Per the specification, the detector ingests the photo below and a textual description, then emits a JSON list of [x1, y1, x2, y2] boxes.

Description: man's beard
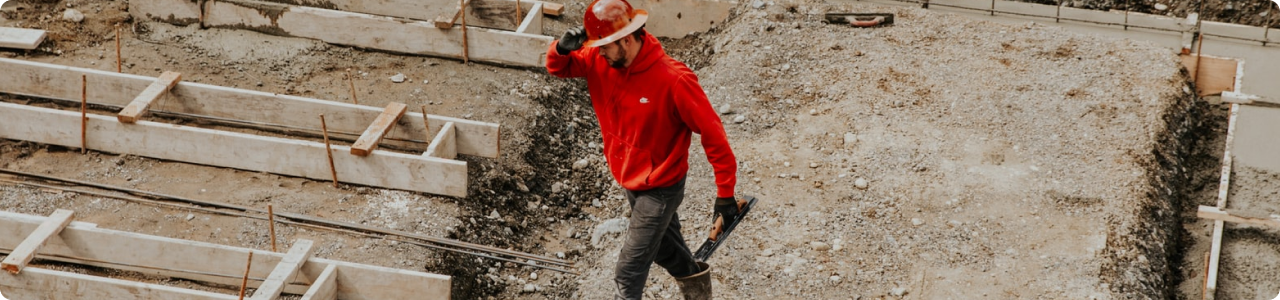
[[607, 56, 626, 69]]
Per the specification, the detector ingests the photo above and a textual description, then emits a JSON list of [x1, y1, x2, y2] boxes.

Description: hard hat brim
[[584, 10, 648, 48]]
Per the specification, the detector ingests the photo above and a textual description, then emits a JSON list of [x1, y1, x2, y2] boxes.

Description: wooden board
[[516, 3, 544, 35], [0, 210, 452, 299], [0, 27, 46, 50], [0, 58, 501, 158], [0, 267, 239, 300], [1198, 206, 1280, 228], [425, 122, 458, 159], [131, 0, 553, 67], [118, 71, 182, 123], [1204, 103, 1239, 300], [0, 209, 74, 274], [249, 240, 314, 300], [541, 2, 563, 15], [300, 265, 338, 300], [247, 0, 559, 23], [351, 103, 408, 156], [1181, 54, 1238, 96], [0, 101, 469, 197], [434, 0, 473, 28]]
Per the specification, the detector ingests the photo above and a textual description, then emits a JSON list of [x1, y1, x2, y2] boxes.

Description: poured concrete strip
[[131, 0, 553, 67], [0, 101, 469, 197], [0, 58, 500, 158], [1231, 104, 1280, 174], [1205, 103, 1240, 300], [0, 210, 451, 299], [249, 0, 560, 25]]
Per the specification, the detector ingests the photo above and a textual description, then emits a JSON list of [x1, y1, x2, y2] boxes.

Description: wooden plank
[[1233, 105, 1280, 174], [434, 0, 473, 28], [249, 240, 314, 300], [300, 265, 338, 300], [1181, 54, 1238, 96], [0, 101, 469, 197], [118, 71, 183, 124], [0, 27, 47, 50], [515, 3, 543, 35], [425, 122, 458, 159], [541, 2, 563, 16], [1, 209, 74, 274], [351, 102, 408, 156], [1198, 205, 1280, 228], [1204, 103, 1239, 300], [131, 0, 553, 67], [0, 267, 239, 300], [0, 58, 501, 158], [241, 0, 559, 23], [0, 210, 452, 299]]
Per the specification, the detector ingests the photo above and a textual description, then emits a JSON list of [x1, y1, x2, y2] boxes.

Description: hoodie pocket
[[603, 133, 656, 189]]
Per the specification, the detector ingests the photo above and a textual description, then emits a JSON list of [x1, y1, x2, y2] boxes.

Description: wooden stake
[[346, 69, 359, 105], [421, 105, 431, 140], [80, 74, 87, 154], [1194, 35, 1205, 85], [268, 205, 277, 252], [461, 0, 469, 63], [320, 114, 338, 188], [238, 251, 253, 300], [515, 0, 522, 26], [115, 26, 121, 73]]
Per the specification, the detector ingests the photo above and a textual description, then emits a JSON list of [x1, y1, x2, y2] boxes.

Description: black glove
[[714, 196, 741, 222], [555, 27, 586, 55]]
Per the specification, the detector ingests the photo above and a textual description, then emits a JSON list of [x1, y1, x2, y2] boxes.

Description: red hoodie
[[546, 32, 737, 198]]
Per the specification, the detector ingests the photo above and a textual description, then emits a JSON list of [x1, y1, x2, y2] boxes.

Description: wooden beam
[[0, 210, 452, 299], [1204, 103, 1239, 300], [541, 2, 563, 16], [0, 58, 501, 158], [131, 0, 553, 67], [435, 0, 473, 28], [0, 101, 469, 197], [425, 122, 458, 159], [118, 71, 183, 124], [249, 240, 314, 300], [300, 265, 338, 300], [516, 3, 544, 35], [1, 209, 74, 274], [1180, 54, 1238, 96], [0, 267, 239, 300], [0, 27, 47, 50], [351, 102, 408, 156], [1220, 91, 1258, 104], [1198, 206, 1280, 227]]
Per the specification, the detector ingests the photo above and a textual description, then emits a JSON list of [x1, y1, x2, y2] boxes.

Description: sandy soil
[[0, 0, 1267, 299]]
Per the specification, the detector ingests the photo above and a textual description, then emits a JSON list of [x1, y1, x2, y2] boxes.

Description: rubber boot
[[675, 262, 712, 300]]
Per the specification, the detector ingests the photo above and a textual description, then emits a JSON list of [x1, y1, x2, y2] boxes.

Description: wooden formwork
[[130, 0, 554, 67], [0, 210, 450, 300], [0, 58, 499, 197]]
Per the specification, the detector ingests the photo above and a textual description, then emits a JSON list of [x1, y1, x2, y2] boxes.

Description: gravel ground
[[0, 0, 1243, 299]]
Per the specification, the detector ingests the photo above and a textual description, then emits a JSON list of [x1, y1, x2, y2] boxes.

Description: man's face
[[599, 37, 629, 69]]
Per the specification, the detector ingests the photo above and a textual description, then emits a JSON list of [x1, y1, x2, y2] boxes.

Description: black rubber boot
[[675, 262, 712, 300]]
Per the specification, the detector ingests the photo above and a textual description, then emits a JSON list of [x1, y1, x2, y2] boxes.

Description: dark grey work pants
[[614, 178, 702, 300]]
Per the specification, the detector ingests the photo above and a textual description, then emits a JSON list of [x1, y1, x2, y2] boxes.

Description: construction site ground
[[1, 0, 1276, 299]]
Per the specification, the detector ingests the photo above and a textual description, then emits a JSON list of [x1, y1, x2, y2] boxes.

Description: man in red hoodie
[[545, 0, 740, 298]]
